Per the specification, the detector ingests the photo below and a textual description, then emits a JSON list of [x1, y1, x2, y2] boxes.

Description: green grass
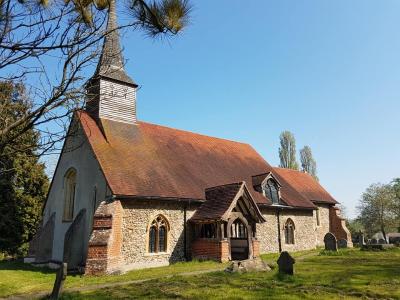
[[0, 259, 226, 298], [1, 248, 400, 299]]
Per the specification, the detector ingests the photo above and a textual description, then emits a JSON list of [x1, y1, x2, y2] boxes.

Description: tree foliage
[[0, 81, 49, 256], [0, 0, 191, 156], [357, 183, 396, 239], [279, 131, 299, 170], [392, 178, 400, 231], [300, 145, 318, 181]]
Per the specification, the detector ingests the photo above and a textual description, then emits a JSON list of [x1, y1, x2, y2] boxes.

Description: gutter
[[276, 207, 282, 253], [113, 194, 205, 204]]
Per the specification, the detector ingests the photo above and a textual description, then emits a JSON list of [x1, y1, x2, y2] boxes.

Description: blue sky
[[51, 1, 400, 218]]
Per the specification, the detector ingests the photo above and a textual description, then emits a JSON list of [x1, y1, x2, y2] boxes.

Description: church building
[[27, 2, 352, 275]]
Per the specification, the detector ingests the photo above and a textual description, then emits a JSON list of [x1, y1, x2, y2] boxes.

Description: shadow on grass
[[0, 259, 55, 275], [273, 271, 297, 283]]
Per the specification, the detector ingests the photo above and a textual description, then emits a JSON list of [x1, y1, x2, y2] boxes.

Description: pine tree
[[0, 81, 49, 256], [279, 131, 299, 170], [300, 145, 318, 181]]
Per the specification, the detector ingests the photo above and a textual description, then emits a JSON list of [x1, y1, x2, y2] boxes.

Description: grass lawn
[[1, 248, 399, 299], [0, 259, 226, 298]]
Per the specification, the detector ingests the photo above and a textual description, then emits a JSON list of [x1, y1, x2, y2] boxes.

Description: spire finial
[[94, 0, 136, 86]]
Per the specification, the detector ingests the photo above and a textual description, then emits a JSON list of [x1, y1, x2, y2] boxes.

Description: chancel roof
[[273, 167, 338, 205], [78, 111, 317, 209]]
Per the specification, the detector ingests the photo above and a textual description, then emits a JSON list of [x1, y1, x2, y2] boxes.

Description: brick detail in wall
[[192, 239, 229, 262], [329, 206, 353, 247], [85, 200, 124, 275], [252, 239, 260, 258]]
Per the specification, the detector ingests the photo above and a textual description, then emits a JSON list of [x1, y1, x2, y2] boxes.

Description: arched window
[[284, 219, 295, 244], [231, 219, 248, 239], [148, 215, 169, 253], [264, 179, 280, 204], [63, 168, 76, 221]]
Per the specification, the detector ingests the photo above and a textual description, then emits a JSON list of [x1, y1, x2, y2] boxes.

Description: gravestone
[[338, 239, 348, 249], [277, 251, 295, 275], [49, 263, 67, 300], [358, 233, 365, 247], [324, 232, 337, 251]]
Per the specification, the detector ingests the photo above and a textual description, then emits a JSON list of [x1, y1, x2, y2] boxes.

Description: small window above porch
[[252, 172, 282, 205]]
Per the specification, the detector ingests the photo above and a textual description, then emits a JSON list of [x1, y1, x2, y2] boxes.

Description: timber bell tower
[[86, 0, 138, 124]]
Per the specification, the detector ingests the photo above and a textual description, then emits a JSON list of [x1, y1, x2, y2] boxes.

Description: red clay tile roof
[[251, 172, 316, 209], [190, 182, 242, 223], [190, 182, 265, 223], [272, 167, 338, 205], [77, 111, 316, 209]]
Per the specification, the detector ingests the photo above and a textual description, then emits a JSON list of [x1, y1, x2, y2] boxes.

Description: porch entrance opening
[[230, 219, 249, 260]]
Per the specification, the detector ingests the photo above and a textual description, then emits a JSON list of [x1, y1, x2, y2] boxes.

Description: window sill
[[144, 252, 169, 257]]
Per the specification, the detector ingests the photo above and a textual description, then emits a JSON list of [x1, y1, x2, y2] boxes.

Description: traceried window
[[231, 219, 248, 239], [284, 219, 295, 244], [148, 215, 169, 253], [264, 179, 280, 204], [63, 168, 76, 221]]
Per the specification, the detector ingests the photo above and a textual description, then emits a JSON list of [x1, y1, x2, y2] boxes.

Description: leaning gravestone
[[358, 233, 365, 247], [324, 232, 338, 251], [277, 251, 295, 275], [49, 263, 67, 300], [338, 239, 348, 249]]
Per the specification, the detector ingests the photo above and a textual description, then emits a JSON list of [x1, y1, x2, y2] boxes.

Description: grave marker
[[277, 251, 295, 275], [324, 232, 337, 251], [338, 239, 348, 248], [50, 262, 67, 300]]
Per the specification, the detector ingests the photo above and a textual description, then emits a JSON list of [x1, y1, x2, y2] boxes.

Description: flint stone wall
[[121, 200, 198, 271], [314, 204, 331, 247], [256, 209, 280, 253], [257, 208, 317, 253]]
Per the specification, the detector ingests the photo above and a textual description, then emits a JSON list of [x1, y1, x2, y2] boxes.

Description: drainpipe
[[276, 208, 282, 253]]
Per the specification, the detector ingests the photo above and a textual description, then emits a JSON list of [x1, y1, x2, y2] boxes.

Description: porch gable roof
[[190, 182, 266, 224]]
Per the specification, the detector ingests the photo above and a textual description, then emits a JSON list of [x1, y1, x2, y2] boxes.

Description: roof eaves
[[115, 194, 206, 204]]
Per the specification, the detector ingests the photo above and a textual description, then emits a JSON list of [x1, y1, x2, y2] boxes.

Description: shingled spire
[[86, 0, 138, 124], [94, 0, 136, 86]]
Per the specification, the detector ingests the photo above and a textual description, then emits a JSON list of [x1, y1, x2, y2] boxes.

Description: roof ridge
[[205, 181, 244, 191], [274, 167, 304, 173], [137, 120, 252, 146]]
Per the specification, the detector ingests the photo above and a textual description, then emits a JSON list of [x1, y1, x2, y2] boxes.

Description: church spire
[[94, 0, 137, 86], [86, 0, 138, 125]]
